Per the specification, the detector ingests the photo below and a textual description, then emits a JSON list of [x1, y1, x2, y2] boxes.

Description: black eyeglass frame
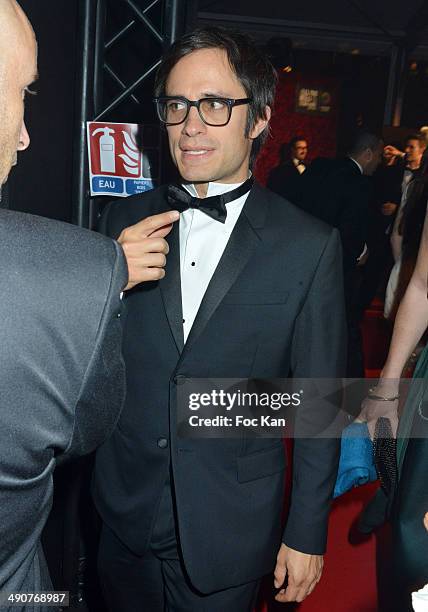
[[153, 96, 253, 126]]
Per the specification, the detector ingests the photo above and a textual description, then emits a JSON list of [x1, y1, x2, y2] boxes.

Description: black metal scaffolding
[[72, 0, 195, 229]]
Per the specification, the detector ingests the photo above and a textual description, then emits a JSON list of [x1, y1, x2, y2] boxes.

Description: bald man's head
[[0, 0, 37, 186]]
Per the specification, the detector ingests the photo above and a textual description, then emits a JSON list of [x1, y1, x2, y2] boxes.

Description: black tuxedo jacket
[[93, 183, 346, 594], [266, 160, 305, 202], [295, 157, 372, 312]]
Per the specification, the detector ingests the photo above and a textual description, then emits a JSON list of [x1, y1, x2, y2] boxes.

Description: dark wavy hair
[[405, 133, 426, 148], [154, 26, 277, 167]]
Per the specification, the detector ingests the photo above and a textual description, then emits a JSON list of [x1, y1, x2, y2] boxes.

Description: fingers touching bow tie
[[167, 176, 254, 223]]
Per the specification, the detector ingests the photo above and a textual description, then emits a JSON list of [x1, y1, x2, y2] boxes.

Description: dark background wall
[[255, 71, 340, 185], [4, 1, 427, 222], [7, 0, 78, 222]]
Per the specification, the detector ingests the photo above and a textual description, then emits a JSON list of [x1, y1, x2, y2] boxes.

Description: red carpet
[[257, 482, 380, 612]]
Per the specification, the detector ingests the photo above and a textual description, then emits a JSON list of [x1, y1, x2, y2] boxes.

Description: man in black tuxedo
[[296, 132, 383, 291], [356, 143, 404, 314], [267, 136, 308, 201], [93, 27, 346, 611], [295, 132, 383, 376], [358, 134, 426, 316]]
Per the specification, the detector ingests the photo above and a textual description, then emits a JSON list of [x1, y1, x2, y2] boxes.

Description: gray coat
[[0, 210, 126, 610]]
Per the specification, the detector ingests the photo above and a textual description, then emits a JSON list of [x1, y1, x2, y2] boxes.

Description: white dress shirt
[[412, 582, 428, 611], [180, 180, 250, 342], [391, 167, 415, 245], [293, 158, 306, 174]]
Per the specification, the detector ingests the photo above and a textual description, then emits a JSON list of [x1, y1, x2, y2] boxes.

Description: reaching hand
[[274, 543, 323, 603], [118, 210, 180, 290], [356, 392, 399, 440], [383, 145, 404, 159]]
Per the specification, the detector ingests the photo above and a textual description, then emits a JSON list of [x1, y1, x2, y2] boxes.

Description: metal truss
[[72, 0, 194, 229]]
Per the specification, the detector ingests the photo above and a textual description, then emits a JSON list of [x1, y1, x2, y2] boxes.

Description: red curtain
[[255, 71, 340, 185]]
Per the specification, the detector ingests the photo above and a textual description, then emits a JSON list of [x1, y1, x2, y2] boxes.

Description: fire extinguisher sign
[[87, 121, 157, 197]]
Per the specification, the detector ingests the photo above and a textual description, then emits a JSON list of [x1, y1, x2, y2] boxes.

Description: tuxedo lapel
[[159, 217, 184, 354], [180, 184, 268, 357]]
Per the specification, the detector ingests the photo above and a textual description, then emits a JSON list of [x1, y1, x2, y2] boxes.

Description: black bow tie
[[167, 176, 254, 223]]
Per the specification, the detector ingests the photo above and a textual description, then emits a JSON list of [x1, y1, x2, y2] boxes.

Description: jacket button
[[157, 437, 168, 449], [174, 375, 186, 385]]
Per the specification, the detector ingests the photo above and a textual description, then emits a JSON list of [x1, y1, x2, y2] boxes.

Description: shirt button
[[157, 437, 168, 449], [174, 375, 186, 385]]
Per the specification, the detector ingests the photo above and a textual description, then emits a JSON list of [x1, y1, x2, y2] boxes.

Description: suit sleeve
[[63, 239, 128, 458], [0, 228, 127, 593], [337, 180, 371, 310], [284, 228, 347, 554]]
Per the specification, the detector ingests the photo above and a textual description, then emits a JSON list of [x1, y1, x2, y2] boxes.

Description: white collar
[[349, 157, 363, 175], [182, 173, 251, 200]]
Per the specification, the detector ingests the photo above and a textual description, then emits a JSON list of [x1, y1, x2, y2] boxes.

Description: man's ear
[[249, 106, 271, 140]]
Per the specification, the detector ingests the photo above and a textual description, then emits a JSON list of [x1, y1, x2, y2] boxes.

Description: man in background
[[356, 140, 404, 315], [295, 130, 383, 377], [384, 133, 426, 319], [93, 26, 346, 612], [267, 135, 308, 200], [0, 0, 176, 600], [384, 131, 427, 167]]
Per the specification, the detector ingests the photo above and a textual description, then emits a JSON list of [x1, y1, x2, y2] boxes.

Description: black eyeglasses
[[153, 96, 252, 127]]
